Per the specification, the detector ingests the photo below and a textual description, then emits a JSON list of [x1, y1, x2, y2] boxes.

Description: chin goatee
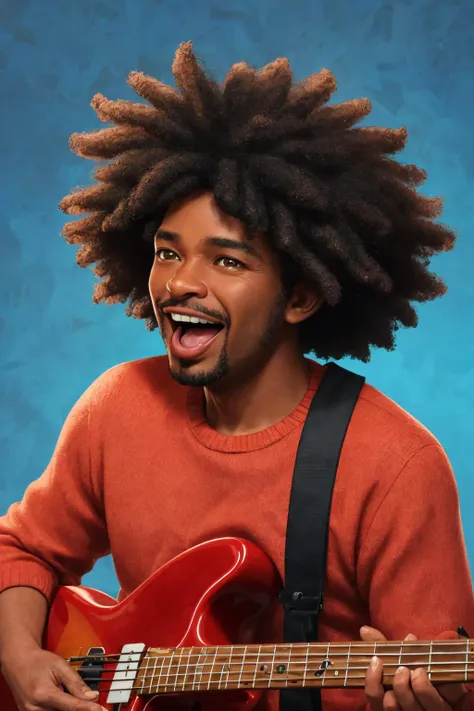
[[169, 351, 229, 387]]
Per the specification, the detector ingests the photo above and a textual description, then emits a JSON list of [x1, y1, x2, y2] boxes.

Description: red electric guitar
[[0, 537, 472, 710]]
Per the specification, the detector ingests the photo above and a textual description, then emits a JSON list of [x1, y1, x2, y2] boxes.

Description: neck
[[138, 638, 474, 695], [204, 343, 311, 436]]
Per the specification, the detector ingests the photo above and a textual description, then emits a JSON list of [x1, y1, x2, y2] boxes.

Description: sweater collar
[[186, 359, 324, 453]]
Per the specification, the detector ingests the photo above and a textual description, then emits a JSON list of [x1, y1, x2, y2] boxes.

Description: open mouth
[[165, 312, 226, 359]]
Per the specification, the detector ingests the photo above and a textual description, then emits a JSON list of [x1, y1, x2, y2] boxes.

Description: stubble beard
[[169, 333, 230, 387], [167, 292, 288, 388]]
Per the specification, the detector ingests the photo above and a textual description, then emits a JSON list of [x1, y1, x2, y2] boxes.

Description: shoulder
[[332, 367, 456, 512], [354, 376, 444, 465], [80, 355, 185, 412], [332, 372, 460, 559]]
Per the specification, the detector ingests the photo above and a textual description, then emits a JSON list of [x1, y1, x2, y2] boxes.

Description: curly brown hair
[[59, 42, 455, 362]]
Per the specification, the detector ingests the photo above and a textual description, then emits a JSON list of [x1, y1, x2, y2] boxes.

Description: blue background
[[0, 0, 472, 597]]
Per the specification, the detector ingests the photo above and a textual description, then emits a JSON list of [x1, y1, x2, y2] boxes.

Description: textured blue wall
[[0, 0, 472, 597]]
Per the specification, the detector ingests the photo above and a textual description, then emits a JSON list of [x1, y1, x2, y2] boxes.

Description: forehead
[[158, 191, 280, 267], [160, 191, 246, 239]]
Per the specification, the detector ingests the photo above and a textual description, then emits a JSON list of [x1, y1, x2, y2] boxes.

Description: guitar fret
[[303, 643, 310, 686], [164, 650, 173, 692], [217, 646, 226, 690], [193, 648, 205, 691], [252, 645, 262, 689], [269, 645, 276, 688], [151, 653, 158, 693], [180, 647, 189, 691], [238, 646, 248, 688], [175, 650, 181, 689], [174, 648, 181, 691], [285, 645, 292, 687], [152, 653, 159, 694], [465, 639, 469, 682], [225, 646, 233, 689], [344, 643, 351, 687], [186, 647, 194, 690], [156, 653, 166, 693], [143, 653, 151, 694], [322, 643, 330, 686], [172, 647, 180, 691], [428, 641, 433, 680], [207, 647, 219, 690], [398, 642, 403, 669]]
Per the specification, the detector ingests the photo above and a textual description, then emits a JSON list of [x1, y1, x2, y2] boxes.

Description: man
[[0, 42, 472, 711]]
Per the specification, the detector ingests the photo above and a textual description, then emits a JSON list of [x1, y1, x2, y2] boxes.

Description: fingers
[[60, 663, 100, 701], [391, 666, 423, 710], [361, 626, 387, 642], [39, 660, 103, 711], [410, 669, 465, 709], [363, 630, 464, 711], [365, 657, 403, 710], [382, 691, 402, 711], [366, 665, 457, 711], [364, 633, 444, 711], [32, 687, 104, 711], [365, 656, 386, 711], [409, 668, 453, 709], [360, 627, 420, 643]]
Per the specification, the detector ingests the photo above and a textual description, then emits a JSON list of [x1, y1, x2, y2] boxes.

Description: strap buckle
[[278, 589, 323, 616]]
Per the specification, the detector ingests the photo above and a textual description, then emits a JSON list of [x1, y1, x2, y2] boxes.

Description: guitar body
[[0, 537, 280, 711]]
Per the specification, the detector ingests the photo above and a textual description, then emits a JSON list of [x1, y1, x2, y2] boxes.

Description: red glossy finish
[[0, 537, 280, 711]]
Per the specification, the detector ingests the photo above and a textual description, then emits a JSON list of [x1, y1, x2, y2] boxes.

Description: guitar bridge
[[77, 647, 105, 691]]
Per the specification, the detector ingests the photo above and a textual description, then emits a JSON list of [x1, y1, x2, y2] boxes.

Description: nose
[[166, 262, 208, 300]]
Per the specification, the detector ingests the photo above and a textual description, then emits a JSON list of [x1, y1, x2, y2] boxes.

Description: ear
[[284, 283, 322, 325]]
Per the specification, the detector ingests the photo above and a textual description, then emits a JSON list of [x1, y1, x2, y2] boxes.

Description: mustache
[[158, 298, 230, 326]]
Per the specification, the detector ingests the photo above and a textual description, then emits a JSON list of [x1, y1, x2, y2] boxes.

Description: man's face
[[149, 192, 294, 388]]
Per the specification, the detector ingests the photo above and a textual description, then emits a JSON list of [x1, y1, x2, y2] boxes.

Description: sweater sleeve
[[357, 443, 474, 707], [0, 385, 110, 602], [357, 443, 474, 638]]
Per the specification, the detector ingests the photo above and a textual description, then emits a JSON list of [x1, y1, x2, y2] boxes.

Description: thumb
[[361, 628, 420, 642], [360, 626, 387, 642], [57, 658, 100, 701]]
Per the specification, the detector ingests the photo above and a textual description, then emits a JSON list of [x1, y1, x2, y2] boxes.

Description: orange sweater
[[0, 357, 472, 710]]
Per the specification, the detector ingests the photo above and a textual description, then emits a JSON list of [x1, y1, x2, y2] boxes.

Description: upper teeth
[[170, 314, 214, 325]]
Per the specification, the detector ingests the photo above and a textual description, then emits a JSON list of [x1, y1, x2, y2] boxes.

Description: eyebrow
[[155, 229, 260, 258]]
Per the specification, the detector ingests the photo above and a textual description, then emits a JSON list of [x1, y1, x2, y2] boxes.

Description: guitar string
[[73, 642, 474, 691], [78, 660, 474, 689], [79, 660, 474, 683], [74, 666, 474, 696], [70, 650, 474, 674], [73, 649, 474, 677], [68, 640, 473, 664]]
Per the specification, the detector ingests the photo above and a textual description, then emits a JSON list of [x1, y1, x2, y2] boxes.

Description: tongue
[[180, 326, 221, 349]]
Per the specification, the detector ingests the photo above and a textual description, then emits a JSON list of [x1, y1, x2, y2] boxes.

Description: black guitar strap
[[279, 362, 365, 711]]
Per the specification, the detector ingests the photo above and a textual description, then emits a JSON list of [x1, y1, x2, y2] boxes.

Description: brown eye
[[156, 249, 179, 261], [216, 256, 245, 270]]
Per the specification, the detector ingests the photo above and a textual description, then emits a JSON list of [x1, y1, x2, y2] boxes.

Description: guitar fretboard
[[134, 639, 474, 695]]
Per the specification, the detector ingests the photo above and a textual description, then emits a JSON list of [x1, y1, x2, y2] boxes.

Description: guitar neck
[[135, 639, 474, 695]]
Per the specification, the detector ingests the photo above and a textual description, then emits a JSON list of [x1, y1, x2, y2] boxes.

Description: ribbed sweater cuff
[[0, 564, 58, 603]]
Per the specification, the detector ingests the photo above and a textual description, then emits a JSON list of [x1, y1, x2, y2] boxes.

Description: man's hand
[[1, 646, 106, 711], [361, 625, 468, 710]]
